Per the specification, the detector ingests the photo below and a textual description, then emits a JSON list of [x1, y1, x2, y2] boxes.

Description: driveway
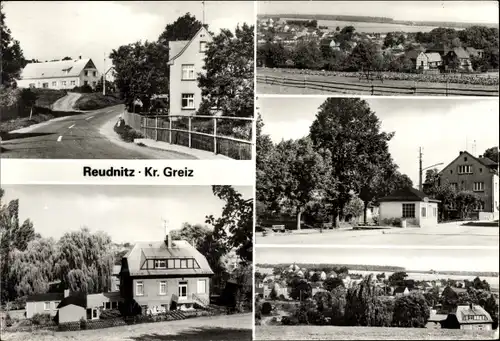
[[52, 92, 82, 111]]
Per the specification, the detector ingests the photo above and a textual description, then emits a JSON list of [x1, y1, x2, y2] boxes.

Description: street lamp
[[419, 162, 444, 191]]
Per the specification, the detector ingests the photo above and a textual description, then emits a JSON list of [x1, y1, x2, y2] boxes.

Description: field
[[1, 313, 252, 341], [255, 325, 497, 340]]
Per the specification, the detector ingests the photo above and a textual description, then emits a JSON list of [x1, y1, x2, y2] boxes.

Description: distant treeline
[[407, 270, 500, 278], [256, 263, 406, 272], [258, 14, 498, 29]]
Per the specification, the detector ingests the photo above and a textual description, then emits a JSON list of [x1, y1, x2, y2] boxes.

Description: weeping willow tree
[[55, 227, 114, 294], [344, 274, 393, 327]]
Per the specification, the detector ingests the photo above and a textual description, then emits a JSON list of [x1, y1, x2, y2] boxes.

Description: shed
[[55, 294, 87, 324], [378, 187, 440, 227]]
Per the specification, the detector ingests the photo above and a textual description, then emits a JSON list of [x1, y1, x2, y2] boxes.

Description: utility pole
[[103, 52, 106, 96], [419, 147, 423, 191]]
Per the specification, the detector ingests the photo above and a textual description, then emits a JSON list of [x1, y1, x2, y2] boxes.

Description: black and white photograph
[[256, 1, 499, 96], [0, 1, 254, 160], [0, 185, 253, 340], [254, 247, 499, 340], [256, 96, 499, 245]]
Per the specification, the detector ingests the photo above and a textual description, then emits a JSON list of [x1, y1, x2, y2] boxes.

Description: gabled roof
[[440, 151, 498, 175], [122, 239, 214, 277], [393, 286, 408, 294], [451, 47, 470, 59], [57, 293, 87, 309], [168, 26, 212, 64], [379, 187, 440, 203], [425, 52, 442, 62], [20, 59, 97, 80], [454, 304, 493, 324], [406, 50, 422, 60], [26, 292, 64, 302]]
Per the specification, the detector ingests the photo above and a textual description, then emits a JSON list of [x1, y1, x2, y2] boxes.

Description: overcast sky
[[258, 1, 499, 24], [255, 247, 499, 272], [3, 1, 254, 73], [1, 185, 253, 244], [258, 97, 499, 188]]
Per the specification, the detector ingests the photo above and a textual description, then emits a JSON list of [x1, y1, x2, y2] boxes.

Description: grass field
[[255, 325, 497, 340], [2, 313, 252, 341]]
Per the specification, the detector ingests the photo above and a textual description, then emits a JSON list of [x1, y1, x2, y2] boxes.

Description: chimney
[[459, 151, 464, 155], [64, 289, 70, 298], [164, 222, 172, 248], [79, 55, 82, 60]]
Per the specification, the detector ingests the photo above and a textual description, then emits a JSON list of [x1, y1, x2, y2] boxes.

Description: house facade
[[17, 58, 100, 90], [439, 151, 499, 220], [168, 27, 213, 116], [119, 233, 214, 315], [378, 187, 440, 227], [25, 292, 64, 318], [441, 304, 493, 330]]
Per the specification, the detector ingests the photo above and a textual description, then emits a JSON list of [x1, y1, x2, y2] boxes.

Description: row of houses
[[406, 46, 484, 71], [24, 230, 214, 324], [15, 26, 213, 116]]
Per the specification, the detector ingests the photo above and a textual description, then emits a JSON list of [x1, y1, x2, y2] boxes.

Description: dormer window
[[154, 259, 166, 269]]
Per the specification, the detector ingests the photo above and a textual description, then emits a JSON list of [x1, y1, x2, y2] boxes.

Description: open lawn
[[255, 325, 497, 340], [1, 313, 252, 341]]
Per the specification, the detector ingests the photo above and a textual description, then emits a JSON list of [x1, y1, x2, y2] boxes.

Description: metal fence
[[257, 74, 499, 97], [124, 112, 254, 160]]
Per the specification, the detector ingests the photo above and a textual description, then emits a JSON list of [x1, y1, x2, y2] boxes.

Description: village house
[[17, 57, 100, 90], [441, 304, 494, 330], [378, 187, 440, 227], [168, 26, 213, 116], [438, 151, 499, 220], [415, 52, 442, 70], [320, 38, 341, 51], [444, 47, 473, 71], [25, 292, 64, 318], [119, 231, 214, 315]]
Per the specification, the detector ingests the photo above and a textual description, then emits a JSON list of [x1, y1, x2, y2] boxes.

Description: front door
[[178, 281, 187, 299]]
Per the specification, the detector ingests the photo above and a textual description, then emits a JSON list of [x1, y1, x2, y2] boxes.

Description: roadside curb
[[133, 138, 232, 160]]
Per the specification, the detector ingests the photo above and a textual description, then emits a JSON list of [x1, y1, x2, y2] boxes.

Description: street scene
[[256, 1, 499, 96], [0, 1, 254, 159], [254, 247, 499, 340], [256, 97, 499, 246], [0, 185, 253, 340]]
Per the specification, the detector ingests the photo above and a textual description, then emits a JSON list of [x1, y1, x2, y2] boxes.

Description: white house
[[17, 57, 100, 90], [167, 26, 213, 116], [378, 187, 440, 228]]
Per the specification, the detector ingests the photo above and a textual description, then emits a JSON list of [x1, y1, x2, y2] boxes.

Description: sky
[[1, 185, 253, 244], [258, 97, 499, 188], [258, 1, 499, 24], [3, 1, 255, 74], [255, 247, 499, 272]]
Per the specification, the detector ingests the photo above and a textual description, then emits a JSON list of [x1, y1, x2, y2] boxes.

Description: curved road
[[0, 104, 197, 159]]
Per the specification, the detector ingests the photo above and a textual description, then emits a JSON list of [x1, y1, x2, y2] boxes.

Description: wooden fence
[[257, 74, 499, 96], [123, 112, 253, 160]]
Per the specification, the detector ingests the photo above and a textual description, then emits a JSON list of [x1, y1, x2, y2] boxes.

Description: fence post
[[142, 116, 146, 138], [446, 80, 449, 97], [371, 85, 374, 96], [169, 116, 172, 144], [155, 116, 158, 141], [188, 116, 192, 148], [213, 117, 218, 155]]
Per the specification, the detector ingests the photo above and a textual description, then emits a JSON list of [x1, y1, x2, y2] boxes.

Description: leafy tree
[[310, 272, 320, 282], [289, 278, 312, 301], [270, 286, 278, 300], [158, 12, 203, 44], [310, 98, 394, 227], [472, 276, 490, 291], [324, 277, 344, 292], [258, 41, 288, 68], [343, 196, 364, 222], [94, 79, 116, 93], [440, 286, 459, 312], [206, 186, 253, 264], [423, 287, 440, 308], [483, 147, 499, 163], [1, 4, 26, 86], [330, 286, 348, 325], [376, 272, 386, 281], [392, 293, 430, 327], [388, 271, 408, 287], [383, 33, 396, 49], [198, 23, 254, 118], [292, 40, 323, 69], [62, 56, 72, 61], [455, 190, 481, 219], [261, 301, 272, 315], [346, 41, 383, 78]]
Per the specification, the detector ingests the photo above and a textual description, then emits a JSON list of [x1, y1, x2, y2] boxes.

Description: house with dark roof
[[378, 187, 441, 227], [26, 292, 64, 318], [167, 26, 213, 116], [393, 286, 410, 297], [17, 57, 100, 90], [119, 230, 214, 315], [441, 304, 494, 330], [444, 47, 473, 71], [438, 150, 499, 220]]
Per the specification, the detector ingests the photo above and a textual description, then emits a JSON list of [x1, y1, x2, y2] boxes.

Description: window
[[159, 281, 167, 295], [44, 302, 50, 310], [180, 259, 187, 269], [84, 71, 88, 76], [155, 259, 166, 269], [473, 182, 484, 191], [168, 259, 174, 269], [93, 71, 97, 77], [458, 165, 472, 174], [450, 170, 453, 174], [464, 157, 468, 161], [136, 281, 144, 296], [92, 308, 98, 319], [53, 301, 60, 309], [181, 94, 195, 109], [61, 81, 67, 86], [197, 279, 206, 294], [178, 281, 188, 298], [181, 64, 195, 80], [86, 308, 92, 319], [187, 259, 193, 268], [70, 80, 76, 86], [199, 41, 207, 52], [174, 259, 181, 268], [421, 206, 426, 217], [42, 83, 49, 88], [105, 302, 111, 309], [402, 204, 415, 218], [111, 301, 118, 309], [52, 81, 57, 87], [433, 207, 437, 217]]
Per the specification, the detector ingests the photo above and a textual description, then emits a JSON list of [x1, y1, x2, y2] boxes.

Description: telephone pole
[[419, 147, 423, 191], [103, 52, 106, 96], [202, 1, 205, 27]]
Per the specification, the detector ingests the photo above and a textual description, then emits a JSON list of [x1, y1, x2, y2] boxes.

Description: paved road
[[256, 224, 499, 248], [0, 105, 197, 159]]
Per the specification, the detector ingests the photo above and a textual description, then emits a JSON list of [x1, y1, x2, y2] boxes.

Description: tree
[[310, 98, 395, 227], [94, 79, 116, 93], [62, 56, 72, 61], [261, 301, 272, 315], [310, 272, 320, 282], [424, 287, 440, 308], [455, 191, 481, 219], [198, 23, 253, 118], [472, 276, 490, 291], [292, 40, 323, 70], [440, 286, 459, 312], [346, 41, 382, 78], [158, 12, 203, 44], [388, 271, 408, 287], [383, 33, 396, 49], [258, 41, 288, 68], [483, 147, 499, 163], [324, 277, 344, 292], [55, 228, 114, 294], [206, 186, 253, 264], [1, 4, 26, 86], [289, 279, 312, 301], [343, 196, 364, 222], [392, 293, 430, 328]]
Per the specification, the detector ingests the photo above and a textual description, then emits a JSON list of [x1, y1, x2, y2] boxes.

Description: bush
[[261, 302, 272, 315], [282, 315, 299, 325], [73, 93, 123, 110], [79, 317, 87, 330], [31, 313, 52, 326], [72, 85, 93, 93], [114, 118, 144, 142]]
